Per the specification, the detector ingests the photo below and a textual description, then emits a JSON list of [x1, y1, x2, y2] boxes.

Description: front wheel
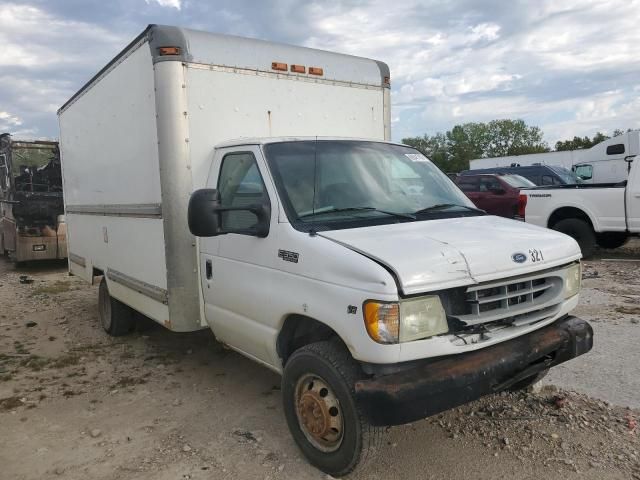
[[282, 340, 384, 477], [552, 218, 596, 258]]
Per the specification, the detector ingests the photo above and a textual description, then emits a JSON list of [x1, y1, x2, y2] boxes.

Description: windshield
[[11, 144, 58, 177], [501, 174, 536, 188], [264, 141, 479, 230], [548, 165, 583, 184]]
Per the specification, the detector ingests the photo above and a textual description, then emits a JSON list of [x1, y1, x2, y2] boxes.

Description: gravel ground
[[1, 241, 639, 480]]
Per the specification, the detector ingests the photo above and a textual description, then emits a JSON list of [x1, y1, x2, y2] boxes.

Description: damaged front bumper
[[355, 315, 593, 426]]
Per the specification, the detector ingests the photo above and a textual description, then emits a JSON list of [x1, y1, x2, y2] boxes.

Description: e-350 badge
[[278, 249, 299, 263]]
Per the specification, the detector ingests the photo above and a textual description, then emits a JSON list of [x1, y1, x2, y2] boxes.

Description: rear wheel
[[282, 340, 384, 477], [552, 218, 596, 258], [98, 277, 135, 336], [596, 232, 629, 250]]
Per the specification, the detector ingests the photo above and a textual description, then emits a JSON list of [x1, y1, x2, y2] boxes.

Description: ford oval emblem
[[512, 252, 527, 263]]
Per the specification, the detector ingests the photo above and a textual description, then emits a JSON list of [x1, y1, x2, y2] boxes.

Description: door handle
[[205, 259, 212, 280]]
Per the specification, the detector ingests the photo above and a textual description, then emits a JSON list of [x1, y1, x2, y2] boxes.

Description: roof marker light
[[158, 46, 181, 56], [290, 64, 306, 73], [272, 62, 288, 71], [308, 67, 324, 76]]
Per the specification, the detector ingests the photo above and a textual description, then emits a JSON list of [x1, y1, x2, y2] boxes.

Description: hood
[[319, 215, 581, 295]]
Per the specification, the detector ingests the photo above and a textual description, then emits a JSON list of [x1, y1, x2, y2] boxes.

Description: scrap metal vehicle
[[0, 133, 66, 263], [58, 25, 593, 476]]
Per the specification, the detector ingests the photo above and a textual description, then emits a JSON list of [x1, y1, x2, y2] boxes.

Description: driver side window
[[217, 152, 269, 231]]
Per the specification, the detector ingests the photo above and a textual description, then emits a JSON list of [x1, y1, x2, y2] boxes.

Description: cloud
[[145, 0, 182, 10], [1, 0, 639, 146]]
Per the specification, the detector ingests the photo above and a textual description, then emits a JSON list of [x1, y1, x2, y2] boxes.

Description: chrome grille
[[457, 271, 564, 327]]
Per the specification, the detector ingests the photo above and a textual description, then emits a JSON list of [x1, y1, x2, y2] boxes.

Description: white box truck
[[59, 25, 592, 476]]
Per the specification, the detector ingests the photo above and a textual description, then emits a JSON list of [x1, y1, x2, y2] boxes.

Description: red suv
[[454, 174, 535, 218]]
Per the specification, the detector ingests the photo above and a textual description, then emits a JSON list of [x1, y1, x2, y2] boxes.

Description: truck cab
[[189, 137, 593, 475]]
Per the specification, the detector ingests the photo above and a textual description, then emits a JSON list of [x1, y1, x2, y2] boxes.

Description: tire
[[98, 277, 135, 336], [507, 369, 549, 392], [282, 340, 384, 477], [596, 232, 629, 250], [552, 218, 596, 258]]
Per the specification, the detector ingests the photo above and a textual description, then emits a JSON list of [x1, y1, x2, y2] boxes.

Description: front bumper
[[355, 315, 593, 426]]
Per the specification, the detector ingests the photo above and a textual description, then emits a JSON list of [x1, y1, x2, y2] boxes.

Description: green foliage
[[403, 119, 549, 173], [555, 128, 633, 151]]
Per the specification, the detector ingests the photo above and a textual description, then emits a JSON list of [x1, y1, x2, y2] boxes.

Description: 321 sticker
[[529, 248, 544, 262]]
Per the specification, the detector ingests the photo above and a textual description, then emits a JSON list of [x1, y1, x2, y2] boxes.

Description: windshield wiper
[[299, 206, 416, 220], [413, 203, 485, 215]]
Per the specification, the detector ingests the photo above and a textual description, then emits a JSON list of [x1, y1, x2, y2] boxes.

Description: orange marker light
[[308, 67, 324, 76], [271, 62, 288, 71], [290, 64, 306, 73], [158, 46, 181, 56]]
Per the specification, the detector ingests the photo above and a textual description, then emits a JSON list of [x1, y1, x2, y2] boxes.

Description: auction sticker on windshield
[[405, 153, 430, 162]]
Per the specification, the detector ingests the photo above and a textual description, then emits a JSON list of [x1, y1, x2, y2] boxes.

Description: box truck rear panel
[[58, 24, 390, 332]]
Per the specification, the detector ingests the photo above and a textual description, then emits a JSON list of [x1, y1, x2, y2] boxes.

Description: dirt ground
[[1, 241, 639, 480]]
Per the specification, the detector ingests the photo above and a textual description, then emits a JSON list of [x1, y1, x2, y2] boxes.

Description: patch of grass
[[616, 305, 640, 315], [31, 280, 73, 296], [0, 396, 23, 411], [19, 355, 50, 371], [111, 376, 147, 389], [13, 341, 28, 355], [50, 354, 81, 369]]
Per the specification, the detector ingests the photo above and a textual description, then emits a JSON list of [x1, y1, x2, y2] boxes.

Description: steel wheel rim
[[294, 373, 344, 452]]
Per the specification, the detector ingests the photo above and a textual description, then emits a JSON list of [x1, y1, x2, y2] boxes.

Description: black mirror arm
[[213, 203, 271, 238]]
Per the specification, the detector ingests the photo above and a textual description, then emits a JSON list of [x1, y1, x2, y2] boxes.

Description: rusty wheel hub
[[299, 390, 331, 437], [295, 375, 344, 452]]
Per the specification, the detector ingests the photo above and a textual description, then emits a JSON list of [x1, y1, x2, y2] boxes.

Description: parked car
[[455, 173, 535, 218], [460, 165, 582, 186], [522, 156, 639, 257], [58, 24, 593, 477]]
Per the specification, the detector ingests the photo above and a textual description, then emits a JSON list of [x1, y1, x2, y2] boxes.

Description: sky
[[1, 0, 639, 146]]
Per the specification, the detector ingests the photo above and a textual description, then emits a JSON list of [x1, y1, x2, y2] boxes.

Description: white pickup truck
[[523, 157, 639, 256], [59, 25, 593, 476]]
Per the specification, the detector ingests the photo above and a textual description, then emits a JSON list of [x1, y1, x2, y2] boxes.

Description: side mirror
[[188, 188, 221, 237], [188, 188, 271, 238]]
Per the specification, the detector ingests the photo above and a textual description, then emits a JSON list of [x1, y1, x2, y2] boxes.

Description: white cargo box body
[[58, 24, 390, 332]]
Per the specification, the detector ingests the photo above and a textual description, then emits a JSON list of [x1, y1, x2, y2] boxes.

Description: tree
[[554, 129, 633, 151], [402, 119, 549, 172], [402, 132, 449, 171]]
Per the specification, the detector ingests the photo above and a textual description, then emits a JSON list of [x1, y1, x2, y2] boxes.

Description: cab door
[[199, 146, 281, 365]]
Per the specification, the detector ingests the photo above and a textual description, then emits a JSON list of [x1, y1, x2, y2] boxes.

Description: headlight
[[564, 262, 582, 299], [364, 296, 448, 344]]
